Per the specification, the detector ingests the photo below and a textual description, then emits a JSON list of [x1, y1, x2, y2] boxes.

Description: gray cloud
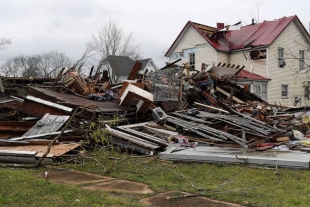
[[0, 0, 309, 69]]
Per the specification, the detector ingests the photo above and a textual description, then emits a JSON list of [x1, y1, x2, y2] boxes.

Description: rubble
[[0, 61, 310, 169]]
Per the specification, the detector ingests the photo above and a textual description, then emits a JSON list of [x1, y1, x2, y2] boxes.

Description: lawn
[[1, 150, 310, 206]]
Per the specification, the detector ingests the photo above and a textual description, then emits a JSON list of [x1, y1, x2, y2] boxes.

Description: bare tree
[[0, 37, 11, 50], [72, 46, 94, 74], [1, 51, 72, 78], [88, 20, 141, 61], [1, 55, 41, 77], [285, 41, 310, 72], [38, 51, 71, 78], [249, 1, 264, 24], [0, 37, 12, 95]]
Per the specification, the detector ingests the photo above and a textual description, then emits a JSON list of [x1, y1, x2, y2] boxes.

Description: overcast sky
[[0, 0, 309, 68]]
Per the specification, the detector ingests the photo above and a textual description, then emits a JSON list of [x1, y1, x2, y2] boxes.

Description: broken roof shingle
[[138, 58, 151, 71], [102, 56, 135, 77]]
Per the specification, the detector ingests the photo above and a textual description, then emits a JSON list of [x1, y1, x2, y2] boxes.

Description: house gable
[[166, 22, 213, 57], [139, 58, 158, 74]]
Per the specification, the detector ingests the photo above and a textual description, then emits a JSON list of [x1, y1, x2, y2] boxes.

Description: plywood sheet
[[0, 143, 80, 157]]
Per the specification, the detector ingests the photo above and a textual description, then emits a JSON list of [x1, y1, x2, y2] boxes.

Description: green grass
[[1, 150, 310, 206], [0, 167, 145, 207]]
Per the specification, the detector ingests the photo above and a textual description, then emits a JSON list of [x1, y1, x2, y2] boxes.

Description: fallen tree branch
[[36, 107, 86, 167], [167, 193, 200, 200], [211, 187, 262, 194], [108, 155, 153, 172], [167, 187, 262, 200], [44, 154, 107, 172], [172, 169, 208, 191]]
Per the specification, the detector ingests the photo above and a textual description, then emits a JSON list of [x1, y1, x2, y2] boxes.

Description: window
[[278, 47, 285, 68], [189, 53, 195, 68], [281, 84, 288, 98], [252, 83, 267, 100], [249, 49, 266, 60], [253, 84, 261, 97], [261, 83, 267, 99], [171, 52, 180, 59], [299, 50, 305, 70], [305, 85, 309, 100]]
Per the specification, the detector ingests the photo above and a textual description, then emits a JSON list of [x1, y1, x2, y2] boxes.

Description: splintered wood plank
[[35, 153, 54, 158], [0, 143, 80, 157]]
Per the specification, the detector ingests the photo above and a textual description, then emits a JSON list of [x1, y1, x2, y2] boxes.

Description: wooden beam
[[216, 86, 245, 104], [180, 63, 188, 101], [127, 61, 142, 80], [194, 102, 230, 114], [51, 67, 65, 89]]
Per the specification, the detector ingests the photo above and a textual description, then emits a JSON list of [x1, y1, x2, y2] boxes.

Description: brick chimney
[[217, 23, 224, 30]]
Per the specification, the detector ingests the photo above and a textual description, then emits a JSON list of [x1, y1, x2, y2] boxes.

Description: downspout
[[266, 48, 269, 78], [266, 48, 269, 101]]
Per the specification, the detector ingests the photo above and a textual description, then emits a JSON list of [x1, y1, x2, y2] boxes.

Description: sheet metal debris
[[0, 60, 310, 168]]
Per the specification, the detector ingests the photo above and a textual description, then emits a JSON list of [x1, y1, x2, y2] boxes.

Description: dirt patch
[[37, 169, 153, 194], [140, 191, 243, 207], [83, 179, 153, 194], [37, 169, 112, 185]]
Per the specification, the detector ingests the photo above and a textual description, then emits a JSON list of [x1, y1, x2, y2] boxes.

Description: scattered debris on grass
[[1, 61, 310, 169]]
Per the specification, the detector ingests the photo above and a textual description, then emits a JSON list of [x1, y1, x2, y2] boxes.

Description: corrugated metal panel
[[207, 16, 296, 51], [23, 113, 69, 137]]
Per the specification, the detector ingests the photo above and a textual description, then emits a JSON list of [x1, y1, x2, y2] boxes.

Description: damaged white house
[[165, 15, 310, 106]]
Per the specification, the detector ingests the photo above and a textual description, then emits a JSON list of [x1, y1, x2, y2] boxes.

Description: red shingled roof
[[236, 70, 271, 81]]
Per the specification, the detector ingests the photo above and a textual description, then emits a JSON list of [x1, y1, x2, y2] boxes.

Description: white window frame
[[305, 85, 309, 100], [278, 47, 285, 68], [252, 83, 268, 100], [171, 52, 180, 59], [261, 83, 267, 99], [299, 50, 305, 70], [281, 84, 288, 99], [189, 53, 195, 68]]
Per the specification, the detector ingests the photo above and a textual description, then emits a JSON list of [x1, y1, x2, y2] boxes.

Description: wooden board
[[271, 137, 290, 142], [0, 143, 80, 157]]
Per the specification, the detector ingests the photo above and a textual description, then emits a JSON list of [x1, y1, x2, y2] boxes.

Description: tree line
[[1, 20, 141, 78], [1, 51, 71, 78]]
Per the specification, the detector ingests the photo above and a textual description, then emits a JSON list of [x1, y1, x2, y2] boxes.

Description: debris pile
[[0, 60, 310, 168]]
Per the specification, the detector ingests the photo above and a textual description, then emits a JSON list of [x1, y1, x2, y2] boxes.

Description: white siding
[[217, 52, 229, 65], [144, 62, 156, 73], [195, 44, 216, 70], [267, 22, 310, 106], [230, 51, 267, 77], [169, 26, 216, 71], [172, 26, 207, 53]]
